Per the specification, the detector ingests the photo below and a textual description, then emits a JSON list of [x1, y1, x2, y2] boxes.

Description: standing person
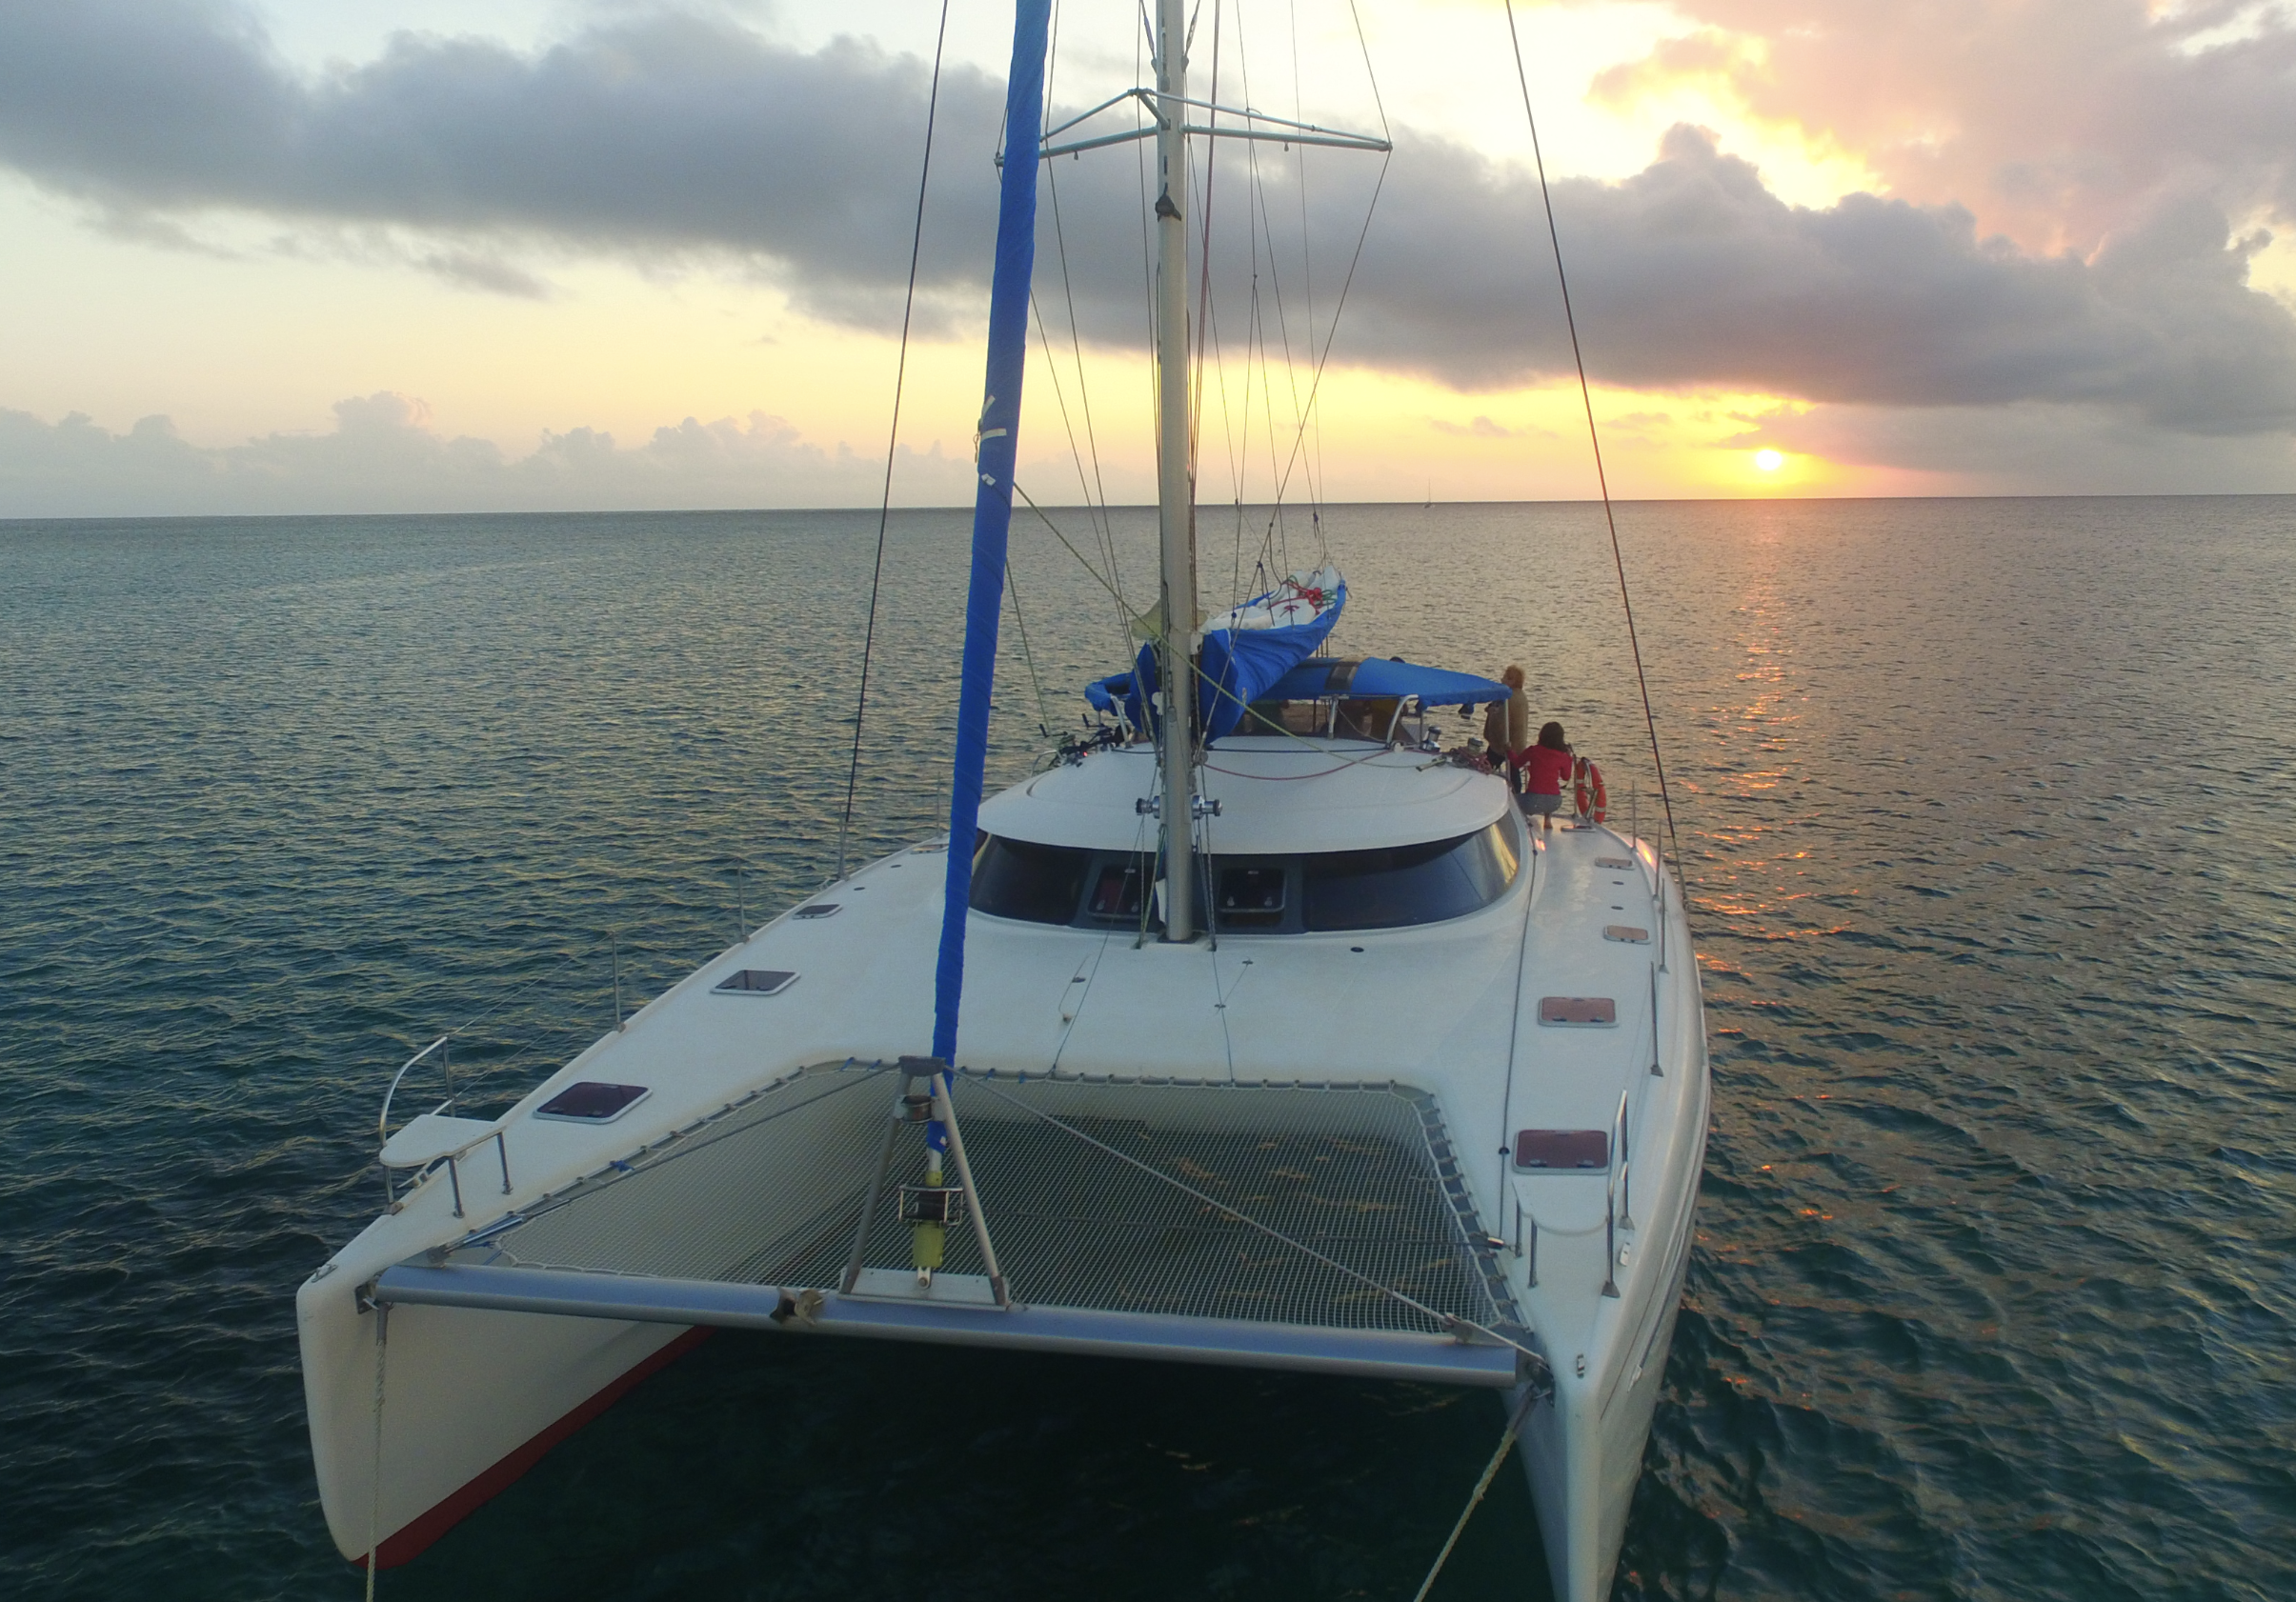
[[1522, 720, 1574, 832], [1483, 665, 1533, 791]]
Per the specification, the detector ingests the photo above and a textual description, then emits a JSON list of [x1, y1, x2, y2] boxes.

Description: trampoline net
[[465, 1063, 1513, 1338]]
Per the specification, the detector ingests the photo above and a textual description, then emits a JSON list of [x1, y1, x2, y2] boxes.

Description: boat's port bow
[[368, 1064, 1545, 1392]]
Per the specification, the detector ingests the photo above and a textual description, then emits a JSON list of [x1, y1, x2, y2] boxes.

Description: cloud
[[0, 0, 1012, 326], [0, 393, 974, 517], [1726, 399, 2296, 493], [1583, 0, 2296, 257], [1430, 414, 1523, 438], [1, 1, 2293, 451], [416, 250, 551, 298], [1339, 127, 2296, 432]]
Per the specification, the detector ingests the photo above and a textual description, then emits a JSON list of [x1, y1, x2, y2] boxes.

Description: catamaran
[[296, 4, 1710, 1597]]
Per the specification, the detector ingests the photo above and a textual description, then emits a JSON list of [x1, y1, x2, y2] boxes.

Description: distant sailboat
[[297, 6, 1708, 1600]]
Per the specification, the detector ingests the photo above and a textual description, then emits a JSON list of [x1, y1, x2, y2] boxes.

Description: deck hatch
[[793, 905, 841, 919], [1539, 996, 1617, 1026], [715, 969, 799, 994], [436, 1064, 1521, 1356], [534, 1082, 651, 1123], [1603, 925, 1650, 944], [1514, 1129, 1609, 1171]]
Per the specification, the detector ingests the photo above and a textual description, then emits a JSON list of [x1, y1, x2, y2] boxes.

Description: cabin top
[[978, 736, 1511, 855]]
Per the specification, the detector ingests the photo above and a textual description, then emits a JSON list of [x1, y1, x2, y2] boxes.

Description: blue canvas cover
[[1087, 652, 1508, 732], [1259, 656, 1508, 709], [1084, 569, 1348, 740], [1197, 569, 1346, 739]]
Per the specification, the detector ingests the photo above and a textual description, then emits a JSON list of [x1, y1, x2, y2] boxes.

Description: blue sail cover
[[933, 0, 1052, 1066], [1198, 570, 1347, 739], [1083, 569, 1347, 740]]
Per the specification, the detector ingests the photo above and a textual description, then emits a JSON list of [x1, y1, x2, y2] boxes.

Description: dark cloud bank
[[2, 0, 2294, 498]]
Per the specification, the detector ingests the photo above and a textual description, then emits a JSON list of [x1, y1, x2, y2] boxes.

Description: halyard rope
[[1503, 0, 1685, 894], [836, 0, 952, 884]]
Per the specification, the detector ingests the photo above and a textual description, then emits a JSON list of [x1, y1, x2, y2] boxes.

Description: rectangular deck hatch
[[716, 969, 798, 994], [534, 1082, 651, 1123], [1514, 1129, 1609, 1171], [1539, 996, 1617, 1026]]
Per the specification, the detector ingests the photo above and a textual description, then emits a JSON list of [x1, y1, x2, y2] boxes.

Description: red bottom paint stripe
[[355, 1326, 714, 1570]]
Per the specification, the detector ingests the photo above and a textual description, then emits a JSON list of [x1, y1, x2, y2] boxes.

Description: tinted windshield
[[969, 836, 1093, 924], [1301, 822, 1521, 931], [970, 819, 1520, 932]]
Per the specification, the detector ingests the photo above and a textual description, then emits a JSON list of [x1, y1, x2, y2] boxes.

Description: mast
[[1153, 0, 1198, 942], [931, 0, 1053, 1062]]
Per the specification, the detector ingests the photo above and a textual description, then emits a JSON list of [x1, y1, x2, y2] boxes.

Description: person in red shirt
[[1521, 721, 1574, 833]]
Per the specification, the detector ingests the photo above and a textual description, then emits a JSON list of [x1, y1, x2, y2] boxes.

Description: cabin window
[[1300, 821, 1520, 931], [970, 820, 1519, 932], [970, 836, 1093, 924]]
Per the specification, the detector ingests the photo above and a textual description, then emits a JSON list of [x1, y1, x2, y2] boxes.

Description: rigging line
[[1245, 150, 1306, 567], [1134, 10, 1158, 463], [835, 0, 951, 885], [1192, 152, 1244, 523], [1262, 147, 1390, 513], [1410, 1384, 1543, 1602], [1040, 0, 1126, 606], [1188, 0, 1226, 500], [1029, 290, 1135, 657], [959, 1071, 1544, 1368], [1344, 0, 1390, 142], [1012, 481, 1130, 615], [1041, 162, 1123, 604], [1288, 0, 1326, 520], [1504, 0, 1684, 893], [1004, 558, 1054, 739]]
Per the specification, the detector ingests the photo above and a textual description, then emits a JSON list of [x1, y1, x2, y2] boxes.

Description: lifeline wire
[[1504, 0, 1684, 891], [836, 0, 952, 883]]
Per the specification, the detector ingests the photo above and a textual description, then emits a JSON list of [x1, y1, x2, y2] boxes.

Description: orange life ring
[[1573, 756, 1607, 822]]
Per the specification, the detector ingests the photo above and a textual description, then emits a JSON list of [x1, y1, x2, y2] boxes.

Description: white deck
[[299, 738, 1708, 1602]]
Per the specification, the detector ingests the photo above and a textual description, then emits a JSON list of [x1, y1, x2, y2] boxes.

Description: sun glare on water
[[1755, 449, 1784, 472]]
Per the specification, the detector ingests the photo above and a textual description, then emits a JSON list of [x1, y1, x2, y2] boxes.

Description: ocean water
[[2, 497, 2290, 1602]]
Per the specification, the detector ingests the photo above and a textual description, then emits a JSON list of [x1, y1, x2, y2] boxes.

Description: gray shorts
[[1521, 791, 1561, 815]]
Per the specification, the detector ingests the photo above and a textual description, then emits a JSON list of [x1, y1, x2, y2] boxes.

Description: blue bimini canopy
[[1259, 656, 1510, 709], [1088, 652, 1508, 732]]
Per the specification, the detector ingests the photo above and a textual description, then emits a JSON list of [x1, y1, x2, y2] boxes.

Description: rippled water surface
[[3, 499, 2291, 1602]]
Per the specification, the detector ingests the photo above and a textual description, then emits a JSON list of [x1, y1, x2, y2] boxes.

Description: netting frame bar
[[371, 1262, 1523, 1389]]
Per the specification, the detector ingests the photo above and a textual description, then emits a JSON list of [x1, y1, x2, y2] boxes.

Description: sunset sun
[[1755, 449, 1784, 472]]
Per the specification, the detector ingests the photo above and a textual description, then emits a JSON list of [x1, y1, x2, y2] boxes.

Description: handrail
[[1614, 1090, 1634, 1231], [378, 1035, 452, 1148]]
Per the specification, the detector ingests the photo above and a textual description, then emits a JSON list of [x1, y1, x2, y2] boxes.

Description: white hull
[[300, 744, 1708, 1597]]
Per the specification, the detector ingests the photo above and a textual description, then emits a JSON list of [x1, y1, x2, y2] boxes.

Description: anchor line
[[1410, 1380, 1542, 1602], [1502, 0, 1686, 897], [959, 1073, 1549, 1376], [836, 0, 953, 883]]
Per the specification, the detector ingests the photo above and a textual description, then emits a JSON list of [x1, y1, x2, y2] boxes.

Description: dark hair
[[1538, 721, 1567, 751]]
